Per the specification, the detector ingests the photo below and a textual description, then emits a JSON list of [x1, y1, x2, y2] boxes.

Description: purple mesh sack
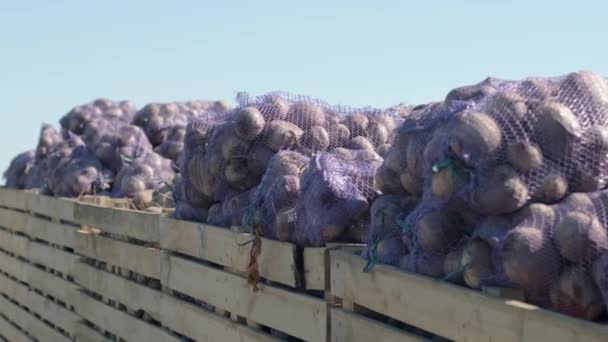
[[112, 151, 175, 198], [3, 150, 35, 189], [61, 98, 136, 135]]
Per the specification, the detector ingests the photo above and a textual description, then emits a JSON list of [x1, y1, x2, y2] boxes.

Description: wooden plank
[[304, 247, 326, 290], [0, 228, 29, 256], [0, 315, 32, 342], [73, 321, 110, 342], [73, 262, 162, 321], [331, 308, 425, 342], [74, 202, 159, 242], [75, 231, 161, 279], [25, 193, 76, 222], [25, 216, 76, 248], [161, 254, 326, 342], [70, 290, 180, 342], [0, 207, 28, 232], [28, 240, 77, 276], [0, 272, 79, 335], [160, 217, 299, 287], [159, 294, 276, 342], [0, 188, 29, 211], [0, 295, 70, 342], [0, 250, 78, 305], [330, 250, 608, 342]]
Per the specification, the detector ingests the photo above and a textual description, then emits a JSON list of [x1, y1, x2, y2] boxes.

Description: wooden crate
[[329, 249, 608, 342]]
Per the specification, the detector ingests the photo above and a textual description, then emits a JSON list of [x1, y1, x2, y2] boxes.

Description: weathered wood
[[70, 290, 180, 342], [303, 247, 326, 290], [330, 250, 608, 342], [73, 262, 162, 321], [161, 253, 326, 342], [74, 202, 160, 242], [0, 188, 29, 211], [160, 217, 299, 287], [26, 193, 76, 222], [0, 272, 79, 335], [331, 308, 425, 342], [73, 321, 110, 342], [0, 207, 28, 232], [75, 230, 161, 279], [25, 215, 76, 248], [0, 315, 32, 342], [28, 240, 77, 276], [0, 228, 29, 256], [0, 295, 70, 342]]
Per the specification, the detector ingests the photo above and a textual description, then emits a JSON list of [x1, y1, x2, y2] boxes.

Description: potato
[[287, 101, 325, 129], [247, 143, 275, 177], [275, 208, 296, 242], [560, 71, 608, 109], [187, 155, 215, 197], [431, 166, 468, 200], [512, 203, 555, 227], [530, 174, 567, 204], [401, 172, 423, 196], [561, 193, 594, 211], [346, 136, 375, 152], [506, 141, 543, 172], [344, 113, 369, 137], [532, 102, 582, 160], [122, 177, 146, 197], [371, 113, 398, 132], [488, 91, 528, 120], [462, 239, 493, 289], [263, 120, 304, 151], [446, 84, 497, 103], [327, 123, 351, 148], [383, 147, 406, 174], [502, 226, 560, 290], [376, 144, 391, 157], [472, 165, 529, 215], [550, 267, 605, 320], [301, 126, 330, 151], [366, 123, 389, 146], [417, 211, 463, 253], [234, 107, 266, 141], [257, 96, 290, 121], [554, 212, 608, 263], [447, 112, 502, 166], [519, 77, 553, 100], [221, 133, 250, 160], [443, 248, 465, 284], [376, 164, 406, 195], [570, 165, 606, 193], [224, 158, 257, 191], [406, 134, 428, 178]]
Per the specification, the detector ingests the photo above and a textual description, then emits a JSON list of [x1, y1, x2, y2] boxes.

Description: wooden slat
[[0, 188, 29, 211], [75, 231, 161, 279], [0, 228, 29, 256], [70, 290, 180, 342], [0, 272, 79, 335], [160, 217, 299, 287], [74, 203, 159, 242], [161, 254, 327, 342], [25, 215, 76, 248], [0, 250, 78, 305], [0, 315, 32, 342], [0, 295, 70, 342], [331, 308, 425, 342], [159, 294, 276, 342], [73, 262, 162, 321], [330, 250, 608, 342], [25, 193, 75, 222], [28, 240, 77, 276], [304, 247, 326, 290], [0, 208, 28, 233], [73, 321, 111, 342]]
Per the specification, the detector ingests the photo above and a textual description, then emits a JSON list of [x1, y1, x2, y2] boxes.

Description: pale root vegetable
[[461, 239, 493, 289], [376, 144, 391, 157], [512, 203, 556, 227], [549, 267, 605, 320], [401, 172, 423, 196], [571, 166, 607, 193], [263, 120, 304, 151], [554, 212, 608, 263], [247, 143, 275, 177], [346, 136, 375, 152], [447, 112, 503, 166], [221, 132, 250, 160], [445, 84, 497, 103], [327, 123, 351, 148], [371, 113, 398, 132], [472, 166, 529, 215], [520, 77, 553, 100], [224, 158, 257, 191], [234, 107, 266, 141], [344, 113, 369, 137], [534, 174, 568, 204], [187, 155, 215, 198], [366, 123, 389, 146], [269, 150, 310, 176], [132, 190, 154, 209], [275, 208, 296, 242], [506, 141, 543, 172], [287, 101, 326, 129], [588, 125, 608, 151], [431, 166, 468, 200], [532, 102, 582, 160], [383, 148, 406, 174], [561, 71, 608, 108], [417, 211, 463, 253], [376, 164, 406, 195], [502, 226, 560, 290], [562, 193, 594, 211], [259, 96, 290, 121], [488, 91, 528, 120], [443, 248, 465, 284], [301, 126, 330, 151], [406, 134, 428, 178]]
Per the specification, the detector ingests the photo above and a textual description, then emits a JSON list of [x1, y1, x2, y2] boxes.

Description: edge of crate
[[330, 249, 608, 342]]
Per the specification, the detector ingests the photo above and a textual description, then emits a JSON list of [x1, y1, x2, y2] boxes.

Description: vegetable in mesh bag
[[3, 150, 35, 189], [36, 124, 63, 159], [112, 151, 175, 198], [61, 98, 136, 135], [46, 145, 108, 197]]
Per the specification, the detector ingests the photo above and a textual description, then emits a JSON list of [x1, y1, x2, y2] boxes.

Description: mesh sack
[[46, 144, 109, 197], [294, 150, 382, 247], [154, 126, 186, 162], [60, 98, 136, 135], [207, 189, 255, 228], [36, 124, 63, 160], [173, 174, 209, 222], [111, 151, 175, 198], [3, 150, 35, 189]]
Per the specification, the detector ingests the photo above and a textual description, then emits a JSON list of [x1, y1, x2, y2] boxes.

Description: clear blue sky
[[1, 0, 607, 173]]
